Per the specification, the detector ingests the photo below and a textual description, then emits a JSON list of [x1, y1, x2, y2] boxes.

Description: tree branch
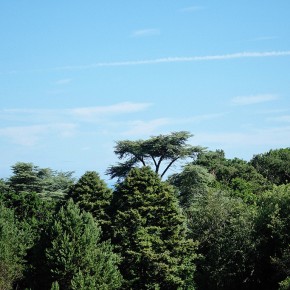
[[161, 157, 179, 178]]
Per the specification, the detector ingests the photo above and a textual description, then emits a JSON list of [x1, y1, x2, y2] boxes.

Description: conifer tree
[[45, 199, 122, 290], [67, 171, 112, 237], [0, 203, 32, 290], [111, 167, 198, 289]]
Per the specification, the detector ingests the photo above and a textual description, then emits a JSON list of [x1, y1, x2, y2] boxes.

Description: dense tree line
[[0, 131, 290, 289]]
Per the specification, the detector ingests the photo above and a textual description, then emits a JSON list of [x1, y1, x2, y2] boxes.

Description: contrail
[[3, 50, 290, 74]]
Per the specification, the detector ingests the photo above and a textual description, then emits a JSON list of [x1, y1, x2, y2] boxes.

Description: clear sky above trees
[[1, 1, 290, 180]]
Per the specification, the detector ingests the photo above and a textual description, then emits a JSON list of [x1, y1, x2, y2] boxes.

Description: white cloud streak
[[69, 102, 151, 119], [1, 102, 152, 123], [3, 51, 290, 74], [54, 51, 290, 71], [231, 94, 278, 106]]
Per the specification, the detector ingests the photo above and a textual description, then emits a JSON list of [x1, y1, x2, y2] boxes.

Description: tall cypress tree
[[111, 167, 198, 289]]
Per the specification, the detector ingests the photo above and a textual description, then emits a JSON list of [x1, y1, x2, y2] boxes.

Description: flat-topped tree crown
[[107, 131, 204, 180]]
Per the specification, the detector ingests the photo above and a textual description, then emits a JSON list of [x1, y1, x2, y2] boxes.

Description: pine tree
[[0, 203, 32, 290], [111, 167, 198, 289], [67, 171, 112, 238], [45, 199, 122, 290]]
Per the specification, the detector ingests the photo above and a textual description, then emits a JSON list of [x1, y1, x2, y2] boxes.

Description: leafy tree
[[187, 191, 257, 290], [254, 184, 290, 289], [8, 162, 75, 198], [45, 199, 122, 290], [168, 164, 214, 208], [193, 150, 270, 198], [0, 178, 9, 195], [0, 203, 32, 290], [37, 168, 75, 199], [111, 167, 198, 289], [250, 148, 290, 185], [67, 171, 112, 237], [8, 162, 41, 193], [107, 131, 203, 180]]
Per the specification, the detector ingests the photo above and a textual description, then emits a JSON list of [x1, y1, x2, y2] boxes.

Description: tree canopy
[[107, 131, 203, 180], [250, 148, 290, 185]]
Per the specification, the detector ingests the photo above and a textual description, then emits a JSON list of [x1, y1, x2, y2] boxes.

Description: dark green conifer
[[111, 167, 197, 289]]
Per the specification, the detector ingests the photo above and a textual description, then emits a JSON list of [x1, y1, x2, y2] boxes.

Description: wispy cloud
[[0, 102, 152, 146], [269, 115, 290, 123], [131, 29, 160, 38], [180, 6, 205, 12], [1, 102, 152, 123], [121, 113, 224, 136], [122, 118, 171, 136], [3, 51, 290, 74], [55, 78, 72, 85], [195, 126, 290, 151], [0, 123, 77, 146], [231, 94, 278, 106], [69, 102, 152, 120]]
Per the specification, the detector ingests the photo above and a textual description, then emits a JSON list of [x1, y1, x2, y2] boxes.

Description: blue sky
[[1, 1, 290, 181]]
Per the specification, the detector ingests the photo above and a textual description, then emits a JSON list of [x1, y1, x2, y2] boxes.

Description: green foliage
[[67, 171, 112, 237], [0, 203, 32, 290], [8, 162, 75, 198], [254, 184, 290, 289], [250, 148, 290, 185], [45, 199, 122, 290], [111, 167, 198, 289], [279, 276, 290, 290], [107, 131, 203, 180], [8, 162, 41, 193], [168, 164, 214, 208], [186, 191, 257, 289], [50, 281, 60, 290], [194, 150, 271, 199]]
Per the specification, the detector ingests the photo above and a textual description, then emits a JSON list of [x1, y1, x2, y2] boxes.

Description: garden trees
[[107, 131, 203, 180], [110, 166, 198, 289], [44, 199, 122, 290]]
